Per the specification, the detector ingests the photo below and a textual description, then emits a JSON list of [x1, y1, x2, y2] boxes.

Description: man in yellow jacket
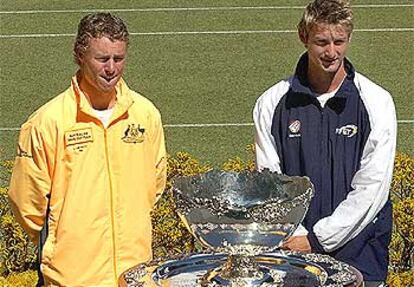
[[8, 12, 167, 286]]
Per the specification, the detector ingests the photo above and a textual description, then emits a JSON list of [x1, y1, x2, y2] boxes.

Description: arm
[[253, 84, 310, 241], [253, 92, 282, 173], [308, 92, 397, 252], [8, 123, 53, 244], [152, 111, 167, 204]]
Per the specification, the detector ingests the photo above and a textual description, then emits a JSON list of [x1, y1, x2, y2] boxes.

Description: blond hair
[[73, 12, 129, 65], [298, 0, 353, 40]]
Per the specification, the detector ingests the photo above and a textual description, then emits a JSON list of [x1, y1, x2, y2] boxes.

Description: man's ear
[[73, 51, 82, 66], [298, 30, 308, 47], [348, 32, 352, 43], [76, 53, 84, 66]]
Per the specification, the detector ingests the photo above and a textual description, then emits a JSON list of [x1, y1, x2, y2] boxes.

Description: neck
[[77, 74, 117, 110], [307, 62, 346, 94]]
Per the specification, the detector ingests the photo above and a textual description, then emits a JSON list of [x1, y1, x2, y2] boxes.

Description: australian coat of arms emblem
[[122, 124, 145, 143]]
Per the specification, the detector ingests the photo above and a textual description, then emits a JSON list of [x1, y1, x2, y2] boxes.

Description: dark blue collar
[[289, 53, 356, 113]]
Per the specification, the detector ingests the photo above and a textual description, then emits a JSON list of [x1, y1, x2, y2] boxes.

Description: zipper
[[104, 129, 118, 284]]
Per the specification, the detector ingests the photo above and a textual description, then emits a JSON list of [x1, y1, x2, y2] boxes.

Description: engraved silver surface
[[121, 252, 358, 287], [173, 170, 314, 255]]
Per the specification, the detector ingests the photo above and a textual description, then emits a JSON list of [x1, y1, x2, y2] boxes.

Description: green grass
[[0, 1, 413, 166], [1, 5, 413, 34], [1, 0, 414, 10]]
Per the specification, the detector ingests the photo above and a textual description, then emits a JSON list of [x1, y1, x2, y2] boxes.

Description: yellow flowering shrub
[[151, 152, 212, 258], [387, 270, 414, 287], [222, 144, 255, 172], [1, 186, 37, 276], [391, 153, 414, 200], [0, 213, 37, 274], [0, 159, 37, 278], [387, 153, 414, 286], [0, 270, 37, 287]]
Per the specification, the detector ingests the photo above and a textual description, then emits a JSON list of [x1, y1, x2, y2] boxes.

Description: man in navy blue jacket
[[253, 1, 396, 286]]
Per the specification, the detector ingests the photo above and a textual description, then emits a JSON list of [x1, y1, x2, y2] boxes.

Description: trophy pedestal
[[199, 255, 273, 286]]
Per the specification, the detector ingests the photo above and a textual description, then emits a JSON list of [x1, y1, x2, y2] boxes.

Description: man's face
[[301, 23, 351, 74], [78, 37, 127, 94]]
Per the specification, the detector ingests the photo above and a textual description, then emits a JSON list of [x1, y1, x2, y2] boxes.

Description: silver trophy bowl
[[173, 169, 315, 286]]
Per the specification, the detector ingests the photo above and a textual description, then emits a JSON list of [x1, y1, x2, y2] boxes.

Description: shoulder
[[254, 78, 291, 113], [128, 90, 162, 120], [17, 87, 75, 148], [22, 88, 72, 131], [354, 72, 393, 106], [354, 73, 394, 111], [129, 91, 161, 115], [353, 72, 396, 127]]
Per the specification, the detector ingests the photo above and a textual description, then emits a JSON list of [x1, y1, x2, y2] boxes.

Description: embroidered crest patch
[[122, 124, 145, 143]]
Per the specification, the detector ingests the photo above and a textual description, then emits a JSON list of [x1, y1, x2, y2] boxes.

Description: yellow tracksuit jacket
[[8, 76, 167, 286]]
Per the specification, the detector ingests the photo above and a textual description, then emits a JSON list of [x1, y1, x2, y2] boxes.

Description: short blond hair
[[298, 0, 353, 40], [73, 12, 129, 65]]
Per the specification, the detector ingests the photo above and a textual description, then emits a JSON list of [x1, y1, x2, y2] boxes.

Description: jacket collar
[[290, 53, 356, 113], [71, 73, 134, 123]]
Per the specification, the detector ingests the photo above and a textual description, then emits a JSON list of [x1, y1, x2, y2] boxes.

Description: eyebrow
[[95, 52, 126, 57]]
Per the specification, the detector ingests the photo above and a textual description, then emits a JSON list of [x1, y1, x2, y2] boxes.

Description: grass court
[[0, 0, 413, 166]]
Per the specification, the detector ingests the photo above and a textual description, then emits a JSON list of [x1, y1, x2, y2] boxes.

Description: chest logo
[[288, 120, 301, 138], [65, 128, 93, 146], [122, 124, 145, 144], [336, 124, 358, 138]]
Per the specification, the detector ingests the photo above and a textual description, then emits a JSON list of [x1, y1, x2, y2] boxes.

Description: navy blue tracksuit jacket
[[254, 54, 397, 280]]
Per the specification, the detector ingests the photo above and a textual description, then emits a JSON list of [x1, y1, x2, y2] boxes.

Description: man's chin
[[321, 64, 340, 74], [101, 86, 117, 94], [320, 60, 342, 73], [98, 78, 119, 92]]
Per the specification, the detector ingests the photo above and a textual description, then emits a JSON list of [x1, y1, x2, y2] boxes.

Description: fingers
[[280, 236, 312, 253]]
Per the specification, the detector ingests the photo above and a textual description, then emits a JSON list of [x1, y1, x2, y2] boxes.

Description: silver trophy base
[[121, 252, 359, 287]]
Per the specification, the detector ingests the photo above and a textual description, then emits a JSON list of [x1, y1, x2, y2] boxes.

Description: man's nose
[[104, 59, 115, 74], [325, 43, 336, 58]]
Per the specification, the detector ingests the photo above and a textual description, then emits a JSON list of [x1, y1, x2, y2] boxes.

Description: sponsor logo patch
[[335, 124, 358, 138], [65, 128, 94, 146], [122, 124, 145, 144], [288, 120, 301, 138]]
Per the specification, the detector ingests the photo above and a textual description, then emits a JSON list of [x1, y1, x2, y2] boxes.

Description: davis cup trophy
[[120, 170, 361, 287]]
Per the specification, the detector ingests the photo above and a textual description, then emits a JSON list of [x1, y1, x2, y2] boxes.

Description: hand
[[281, 235, 311, 253]]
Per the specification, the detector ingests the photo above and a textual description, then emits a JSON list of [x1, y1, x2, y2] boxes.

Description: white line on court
[[1, 4, 413, 14], [1, 120, 413, 131], [163, 123, 254, 128], [1, 28, 413, 39]]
